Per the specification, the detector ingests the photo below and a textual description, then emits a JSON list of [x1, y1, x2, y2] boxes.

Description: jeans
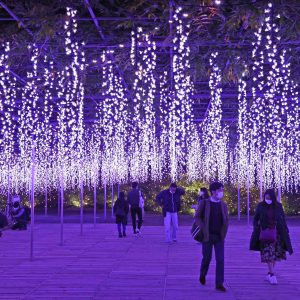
[[200, 234, 225, 285], [164, 212, 178, 242], [117, 223, 126, 235], [130, 207, 143, 232]]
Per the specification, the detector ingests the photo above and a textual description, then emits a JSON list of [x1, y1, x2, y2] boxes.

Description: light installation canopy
[[0, 3, 299, 195]]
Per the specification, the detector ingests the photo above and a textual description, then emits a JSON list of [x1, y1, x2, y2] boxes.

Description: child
[[113, 192, 129, 238]]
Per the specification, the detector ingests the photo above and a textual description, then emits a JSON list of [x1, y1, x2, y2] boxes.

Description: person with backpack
[[194, 181, 229, 292], [127, 182, 144, 235], [156, 183, 185, 243], [113, 192, 129, 238]]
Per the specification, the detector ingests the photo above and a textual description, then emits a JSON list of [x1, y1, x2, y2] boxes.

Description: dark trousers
[[12, 222, 27, 230], [130, 207, 143, 232], [117, 223, 126, 234], [200, 234, 224, 285]]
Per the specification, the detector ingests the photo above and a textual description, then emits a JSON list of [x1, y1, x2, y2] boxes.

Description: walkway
[[0, 220, 299, 299]]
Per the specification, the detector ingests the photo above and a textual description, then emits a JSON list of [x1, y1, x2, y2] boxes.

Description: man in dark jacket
[[194, 181, 229, 292], [127, 182, 143, 234], [156, 183, 185, 243]]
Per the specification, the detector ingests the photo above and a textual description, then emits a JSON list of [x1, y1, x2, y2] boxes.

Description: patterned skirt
[[260, 233, 286, 263]]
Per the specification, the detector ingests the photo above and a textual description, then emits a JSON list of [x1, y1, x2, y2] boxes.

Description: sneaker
[[123, 232, 126, 237], [199, 276, 206, 285], [265, 273, 271, 282], [216, 284, 226, 292], [118, 233, 123, 238], [269, 275, 278, 285], [173, 239, 177, 242]]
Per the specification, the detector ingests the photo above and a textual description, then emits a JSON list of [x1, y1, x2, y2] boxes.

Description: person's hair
[[118, 191, 125, 201], [132, 182, 138, 189], [209, 182, 224, 193], [170, 182, 177, 188], [200, 187, 210, 198], [264, 189, 277, 205]]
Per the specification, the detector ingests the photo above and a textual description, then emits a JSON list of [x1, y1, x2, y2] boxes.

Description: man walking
[[156, 183, 185, 243], [194, 181, 229, 292], [127, 182, 143, 234]]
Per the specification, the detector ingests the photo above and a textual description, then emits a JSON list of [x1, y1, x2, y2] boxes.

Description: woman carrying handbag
[[250, 189, 293, 285]]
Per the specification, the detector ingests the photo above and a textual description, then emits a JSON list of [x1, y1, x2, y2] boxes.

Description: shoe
[[265, 273, 271, 282], [199, 276, 206, 285], [123, 232, 126, 237], [269, 275, 278, 285], [216, 284, 226, 292], [173, 239, 177, 242], [136, 229, 140, 234], [118, 233, 123, 238]]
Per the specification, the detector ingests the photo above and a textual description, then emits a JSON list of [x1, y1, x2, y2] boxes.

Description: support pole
[[6, 165, 10, 217], [237, 164, 241, 221], [247, 164, 250, 226], [277, 155, 282, 203], [45, 168, 48, 216], [169, 0, 173, 90], [80, 177, 83, 235], [60, 168, 64, 246], [259, 154, 263, 201], [93, 181, 97, 227], [104, 182, 107, 222], [111, 184, 114, 219], [30, 142, 35, 261]]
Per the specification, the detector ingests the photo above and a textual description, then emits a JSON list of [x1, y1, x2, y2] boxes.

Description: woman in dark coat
[[197, 187, 210, 208], [113, 192, 129, 238], [250, 189, 293, 285]]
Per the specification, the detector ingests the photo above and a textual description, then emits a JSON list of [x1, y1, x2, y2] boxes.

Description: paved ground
[[0, 216, 299, 300]]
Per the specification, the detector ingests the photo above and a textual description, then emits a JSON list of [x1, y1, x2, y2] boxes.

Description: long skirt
[[260, 234, 286, 263]]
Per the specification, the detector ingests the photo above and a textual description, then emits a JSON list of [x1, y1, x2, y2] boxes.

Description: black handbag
[[191, 222, 204, 242], [191, 201, 206, 242]]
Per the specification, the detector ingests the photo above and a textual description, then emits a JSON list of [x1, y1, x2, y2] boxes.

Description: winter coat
[[156, 187, 185, 217], [127, 189, 141, 208], [249, 202, 293, 254], [194, 198, 229, 242], [113, 199, 129, 217]]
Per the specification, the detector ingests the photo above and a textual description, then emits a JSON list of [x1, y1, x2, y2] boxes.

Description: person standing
[[113, 192, 129, 238], [127, 182, 143, 234], [250, 188, 293, 285], [194, 181, 229, 292], [197, 187, 210, 208], [156, 183, 185, 243]]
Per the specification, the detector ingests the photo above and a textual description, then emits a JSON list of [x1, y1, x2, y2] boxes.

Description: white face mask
[[217, 192, 224, 199], [265, 199, 272, 205]]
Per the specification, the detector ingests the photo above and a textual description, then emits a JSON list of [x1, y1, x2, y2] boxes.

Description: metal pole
[[237, 163, 241, 221], [237, 182, 241, 221], [30, 142, 35, 261], [45, 168, 48, 216], [169, 0, 173, 90], [6, 165, 10, 217], [93, 181, 97, 227], [277, 154, 281, 203], [60, 168, 64, 246], [57, 181, 60, 217], [259, 154, 263, 201], [247, 164, 250, 226], [111, 184, 114, 219], [104, 182, 107, 222], [80, 177, 83, 235]]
